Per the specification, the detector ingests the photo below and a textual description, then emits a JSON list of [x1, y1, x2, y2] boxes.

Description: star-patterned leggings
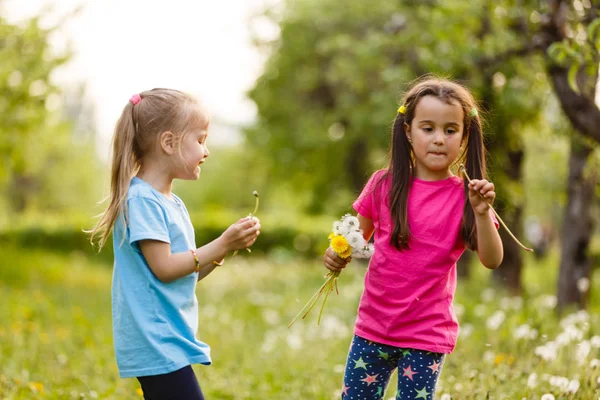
[[341, 335, 445, 400]]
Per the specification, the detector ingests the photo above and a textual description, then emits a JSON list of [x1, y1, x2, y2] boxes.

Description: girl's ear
[[404, 122, 411, 142], [159, 131, 176, 155]]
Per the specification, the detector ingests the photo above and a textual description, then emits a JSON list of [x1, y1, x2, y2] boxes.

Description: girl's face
[[176, 124, 210, 181], [405, 95, 464, 181]]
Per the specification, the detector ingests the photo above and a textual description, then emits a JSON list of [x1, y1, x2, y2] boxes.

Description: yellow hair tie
[[398, 105, 407, 114]]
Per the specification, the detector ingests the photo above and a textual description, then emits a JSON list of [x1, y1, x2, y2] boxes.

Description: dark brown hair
[[383, 76, 487, 251]]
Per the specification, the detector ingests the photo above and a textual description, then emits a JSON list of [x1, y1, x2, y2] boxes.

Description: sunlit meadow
[[1, 244, 600, 399]]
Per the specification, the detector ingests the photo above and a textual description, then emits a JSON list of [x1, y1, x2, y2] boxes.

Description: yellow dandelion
[[29, 382, 44, 393], [136, 388, 144, 396], [330, 235, 349, 254], [338, 246, 352, 259], [328, 232, 335, 240]]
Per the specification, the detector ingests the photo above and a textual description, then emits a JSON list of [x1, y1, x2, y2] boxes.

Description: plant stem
[[459, 164, 533, 252], [233, 191, 260, 257]]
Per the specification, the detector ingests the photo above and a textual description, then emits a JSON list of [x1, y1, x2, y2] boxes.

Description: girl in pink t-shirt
[[324, 77, 503, 400]]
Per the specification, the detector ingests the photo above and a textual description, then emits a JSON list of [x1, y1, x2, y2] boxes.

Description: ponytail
[[460, 114, 487, 251], [88, 102, 140, 250], [388, 113, 414, 251]]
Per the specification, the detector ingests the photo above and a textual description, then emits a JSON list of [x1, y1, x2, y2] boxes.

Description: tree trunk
[[347, 137, 368, 193], [557, 139, 596, 312]]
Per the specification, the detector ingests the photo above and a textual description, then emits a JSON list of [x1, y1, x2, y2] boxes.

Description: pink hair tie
[[129, 94, 141, 105]]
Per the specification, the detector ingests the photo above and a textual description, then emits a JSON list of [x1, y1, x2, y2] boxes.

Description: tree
[[0, 7, 100, 222], [248, 0, 550, 294]]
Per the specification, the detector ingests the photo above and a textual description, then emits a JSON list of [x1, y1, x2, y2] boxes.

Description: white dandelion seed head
[[567, 379, 580, 393], [527, 372, 537, 388], [486, 310, 505, 331], [346, 232, 365, 249], [577, 277, 590, 293], [481, 287, 495, 302], [540, 394, 555, 400], [576, 340, 591, 363], [341, 215, 360, 231]]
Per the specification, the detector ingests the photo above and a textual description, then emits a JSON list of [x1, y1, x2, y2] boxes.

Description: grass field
[[1, 245, 599, 399]]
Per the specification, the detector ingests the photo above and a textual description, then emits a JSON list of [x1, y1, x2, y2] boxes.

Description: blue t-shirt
[[112, 177, 211, 378]]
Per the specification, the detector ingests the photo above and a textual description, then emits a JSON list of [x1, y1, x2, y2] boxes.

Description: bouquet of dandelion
[[288, 214, 374, 327]]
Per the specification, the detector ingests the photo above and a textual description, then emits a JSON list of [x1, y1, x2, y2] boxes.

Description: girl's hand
[[221, 217, 261, 252], [324, 247, 351, 272], [468, 179, 496, 215]]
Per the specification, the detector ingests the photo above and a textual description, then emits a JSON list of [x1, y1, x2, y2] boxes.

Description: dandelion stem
[[459, 164, 533, 252], [288, 270, 340, 328], [233, 191, 260, 257]]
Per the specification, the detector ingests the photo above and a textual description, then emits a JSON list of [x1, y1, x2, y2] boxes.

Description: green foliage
[[3, 245, 600, 398], [247, 0, 552, 213], [0, 8, 102, 226], [0, 210, 334, 264], [546, 7, 600, 94]]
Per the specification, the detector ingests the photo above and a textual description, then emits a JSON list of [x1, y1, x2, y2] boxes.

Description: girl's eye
[[423, 127, 433, 132], [446, 129, 456, 135]]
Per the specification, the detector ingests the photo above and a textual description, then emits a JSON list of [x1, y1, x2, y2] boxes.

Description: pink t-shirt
[[353, 169, 482, 354]]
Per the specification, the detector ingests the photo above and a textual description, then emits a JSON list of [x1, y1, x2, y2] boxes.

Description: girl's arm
[[140, 217, 260, 283], [324, 214, 374, 272], [468, 179, 504, 269]]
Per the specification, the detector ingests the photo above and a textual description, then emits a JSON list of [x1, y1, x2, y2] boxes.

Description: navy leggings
[[342, 335, 445, 400], [137, 365, 205, 400]]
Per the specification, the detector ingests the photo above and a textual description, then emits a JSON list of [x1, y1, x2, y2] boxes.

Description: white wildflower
[[346, 232, 365, 249], [591, 335, 600, 348], [540, 395, 555, 400], [549, 376, 569, 391], [576, 340, 591, 363], [535, 342, 558, 361], [440, 395, 452, 400], [556, 325, 583, 346], [566, 379, 580, 394], [341, 215, 360, 231], [481, 288, 495, 302], [486, 310, 505, 330], [286, 332, 303, 350], [513, 324, 538, 340], [333, 221, 343, 235], [576, 277, 590, 293], [537, 294, 557, 310], [590, 359, 600, 369], [527, 372, 537, 388]]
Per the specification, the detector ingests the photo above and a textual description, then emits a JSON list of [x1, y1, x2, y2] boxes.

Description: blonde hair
[[88, 88, 208, 250]]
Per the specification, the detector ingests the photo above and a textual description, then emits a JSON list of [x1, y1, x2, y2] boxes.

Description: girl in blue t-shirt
[[89, 89, 261, 399]]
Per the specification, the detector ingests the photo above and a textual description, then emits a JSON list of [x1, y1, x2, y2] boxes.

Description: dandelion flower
[[342, 215, 360, 230], [346, 232, 365, 249], [331, 235, 349, 254], [338, 246, 352, 259]]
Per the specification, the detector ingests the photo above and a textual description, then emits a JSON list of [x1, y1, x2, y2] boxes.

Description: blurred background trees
[[0, 8, 102, 226], [246, 0, 600, 307], [1, 0, 598, 310]]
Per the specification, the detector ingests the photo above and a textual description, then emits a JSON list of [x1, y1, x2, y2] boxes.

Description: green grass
[[1, 245, 600, 399]]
